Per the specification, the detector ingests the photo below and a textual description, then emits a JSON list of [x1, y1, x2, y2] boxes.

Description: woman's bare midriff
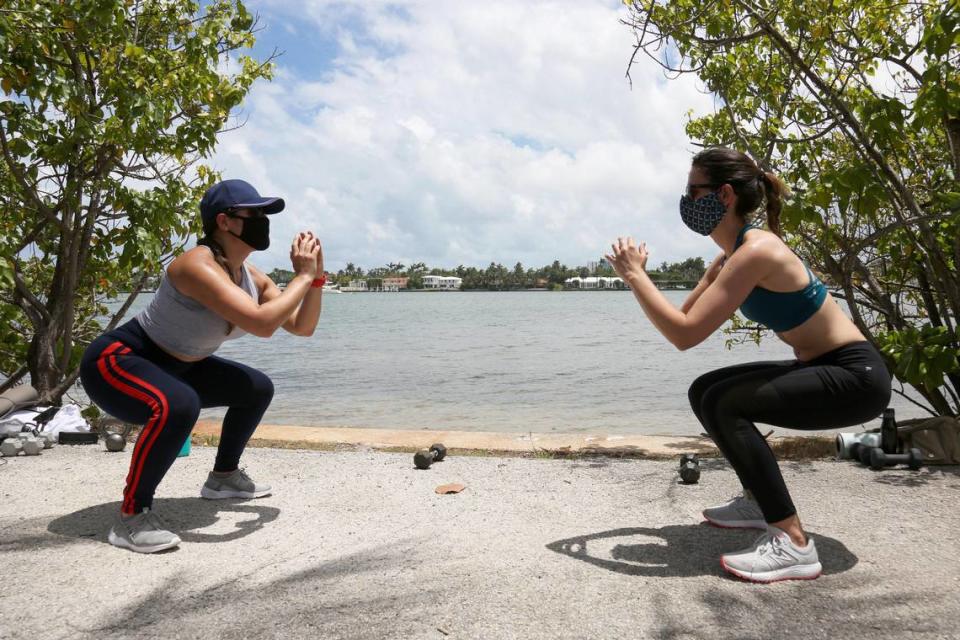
[[775, 293, 869, 362]]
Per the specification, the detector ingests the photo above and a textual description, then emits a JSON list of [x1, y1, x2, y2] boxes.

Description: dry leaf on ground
[[435, 483, 465, 494]]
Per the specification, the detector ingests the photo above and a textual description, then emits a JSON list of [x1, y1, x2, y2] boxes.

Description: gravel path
[[1, 444, 958, 639]]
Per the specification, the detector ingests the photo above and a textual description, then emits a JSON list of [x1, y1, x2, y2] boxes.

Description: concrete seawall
[[193, 420, 832, 459]]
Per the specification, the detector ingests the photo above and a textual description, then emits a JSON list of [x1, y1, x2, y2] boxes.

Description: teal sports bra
[[733, 224, 827, 332]]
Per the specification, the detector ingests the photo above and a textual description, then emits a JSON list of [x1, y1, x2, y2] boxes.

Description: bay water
[[96, 290, 923, 436]]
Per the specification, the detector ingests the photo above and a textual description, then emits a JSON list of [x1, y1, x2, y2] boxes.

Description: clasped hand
[[290, 231, 323, 278], [605, 236, 648, 281]]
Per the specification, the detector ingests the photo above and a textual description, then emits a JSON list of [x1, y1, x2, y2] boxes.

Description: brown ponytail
[[692, 147, 791, 237], [759, 171, 790, 237]]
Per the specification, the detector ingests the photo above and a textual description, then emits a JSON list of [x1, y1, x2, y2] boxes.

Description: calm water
[[94, 291, 923, 436]]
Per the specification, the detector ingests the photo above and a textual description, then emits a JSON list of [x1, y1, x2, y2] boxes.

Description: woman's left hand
[[605, 236, 648, 280], [299, 231, 324, 275]]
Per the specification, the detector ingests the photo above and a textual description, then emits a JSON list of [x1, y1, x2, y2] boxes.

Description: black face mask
[[227, 213, 270, 251]]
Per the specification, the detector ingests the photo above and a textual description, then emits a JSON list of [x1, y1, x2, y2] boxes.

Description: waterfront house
[[341, 279, 369, 292], [381, 277, 409, 292], [423, 275, 463, 290], [564, 276, 625, 290]]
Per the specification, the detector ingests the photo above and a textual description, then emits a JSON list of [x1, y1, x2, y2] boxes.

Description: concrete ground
[[1, 442, 958, 640]]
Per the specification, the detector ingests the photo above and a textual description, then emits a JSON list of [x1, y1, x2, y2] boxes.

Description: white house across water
[[423, 275, 463, 290], [564, 276, 626, 290]]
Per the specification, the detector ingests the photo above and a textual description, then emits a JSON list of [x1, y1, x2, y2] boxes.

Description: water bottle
[[880, 408, 898, 454]]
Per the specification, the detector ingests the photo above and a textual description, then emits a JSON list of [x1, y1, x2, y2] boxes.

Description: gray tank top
[[136, 255, 259, 359]]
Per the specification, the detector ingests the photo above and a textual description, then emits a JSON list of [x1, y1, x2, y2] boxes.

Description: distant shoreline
[[122, 287, 695, 296], [132, 287, 696, 294]]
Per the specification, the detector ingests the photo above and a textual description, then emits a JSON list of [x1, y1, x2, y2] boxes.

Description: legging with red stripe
[[80, 319, 274, 514]]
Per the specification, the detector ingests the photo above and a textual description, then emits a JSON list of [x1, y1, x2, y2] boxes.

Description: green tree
[[512, 262, 526, 288], [625, 0, 960, 415], [405, 261, 426, 289], [0, 0, 273, 401], [267, 269, 294, 286]]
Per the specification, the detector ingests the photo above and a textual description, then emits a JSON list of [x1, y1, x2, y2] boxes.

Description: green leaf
[[0, 0, 272, 403]]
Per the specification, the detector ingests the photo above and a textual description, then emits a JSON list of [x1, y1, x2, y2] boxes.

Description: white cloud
[[208, 0, 718, 272]]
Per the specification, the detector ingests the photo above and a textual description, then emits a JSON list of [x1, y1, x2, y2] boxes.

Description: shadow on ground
[[42, 497, 280, 547], [870, 465, 960, 488], [647, 582, 947, 640], [545, 523, 857, 578], [77, 539, 443, 640]]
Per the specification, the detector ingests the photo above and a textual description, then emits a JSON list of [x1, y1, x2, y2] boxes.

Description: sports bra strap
[[734, 223, 758, 249]]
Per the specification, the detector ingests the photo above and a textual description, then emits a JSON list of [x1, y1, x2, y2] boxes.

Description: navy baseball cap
[[200, 179, 285, 224]]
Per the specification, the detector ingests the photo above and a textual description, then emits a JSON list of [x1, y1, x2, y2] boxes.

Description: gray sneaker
[[201, 468, 271, 499], [108, 509, 181, 554], [703, 494, 767, 529], [721, 526, 822, 583]]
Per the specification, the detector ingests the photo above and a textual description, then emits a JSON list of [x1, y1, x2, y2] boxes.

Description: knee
[[248, 369, 274, 406], [164, 389, 201, 429], [699, 386, 733, 430], [688, 372, 715, 415]]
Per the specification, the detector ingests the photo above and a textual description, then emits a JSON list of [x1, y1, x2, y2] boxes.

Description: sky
[[208, 0, 720, 273]]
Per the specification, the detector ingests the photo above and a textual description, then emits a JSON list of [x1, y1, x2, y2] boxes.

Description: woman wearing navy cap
[[80, 179, 325, 553]]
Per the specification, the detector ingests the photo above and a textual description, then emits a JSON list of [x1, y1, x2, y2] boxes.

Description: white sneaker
[[702, 494, 767, 530], [108, 508, 181, 554], [720, 526, 822, 583], [200, 468, 271, 499]]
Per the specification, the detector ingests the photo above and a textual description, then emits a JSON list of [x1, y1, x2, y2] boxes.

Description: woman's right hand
[[290, 232, 320, 278]]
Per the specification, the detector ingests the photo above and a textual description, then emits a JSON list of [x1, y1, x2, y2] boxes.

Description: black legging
[[688, 341, 891, 522], [80, 319, 273, 514]]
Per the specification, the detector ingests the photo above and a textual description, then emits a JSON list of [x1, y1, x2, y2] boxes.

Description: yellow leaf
[[63, 19, 76, 31], [1, 77, 11, 95]]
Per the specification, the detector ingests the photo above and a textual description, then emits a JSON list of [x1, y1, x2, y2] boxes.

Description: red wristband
[[311, 275, 327, 288]]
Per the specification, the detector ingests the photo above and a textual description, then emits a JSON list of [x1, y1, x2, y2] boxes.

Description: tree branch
[[0, 127, 62, 229], [0, 365, 28, 394], [10, 260, 51, 324]]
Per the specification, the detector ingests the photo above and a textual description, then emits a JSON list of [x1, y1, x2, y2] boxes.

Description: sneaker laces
[[753, 531, 789, 559], [145, 510, 168, 531], [724, 494, 760, 517], [127, 508, 167, 534], [729, 494, 749, 508]]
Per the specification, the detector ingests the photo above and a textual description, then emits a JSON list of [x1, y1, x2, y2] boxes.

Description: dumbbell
[[413, 443, 447, 470], [1, 439, 22, 457], [679, 453, 701, 484], [869, 447, 923, 471], [836, 432, 881, 460], [19, 436, 43, 456]]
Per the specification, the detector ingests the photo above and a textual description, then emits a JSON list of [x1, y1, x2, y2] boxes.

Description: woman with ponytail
[[606, 147, 890, 583], [80, 179, 325, 553]]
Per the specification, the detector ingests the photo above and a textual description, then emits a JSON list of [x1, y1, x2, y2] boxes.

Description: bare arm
[[607, 238, 767, 350], [680, 251, 726, 313], [257, 232, 325, 337], [171, 235, 320, 338]]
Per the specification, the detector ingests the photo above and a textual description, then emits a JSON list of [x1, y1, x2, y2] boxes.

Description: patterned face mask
[[679, 191, 727, 236]]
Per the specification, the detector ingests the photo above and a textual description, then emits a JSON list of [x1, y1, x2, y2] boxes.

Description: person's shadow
[[47, 498, 280, 550], [545, 523, 858, 578]]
